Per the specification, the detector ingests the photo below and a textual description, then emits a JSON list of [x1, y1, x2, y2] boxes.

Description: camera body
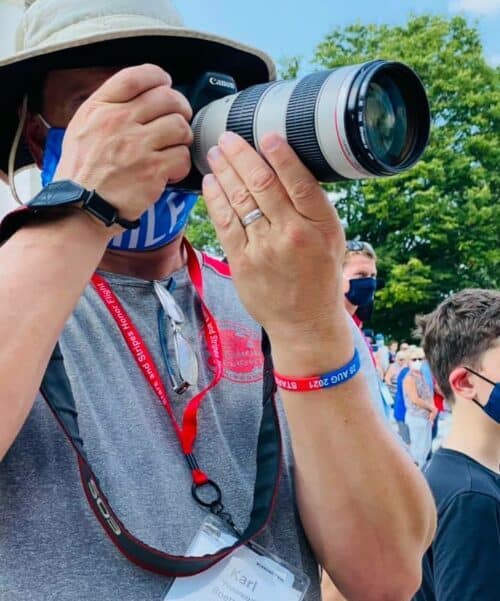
[[177, 60, 431, 192], [175, 72, 238, 192]]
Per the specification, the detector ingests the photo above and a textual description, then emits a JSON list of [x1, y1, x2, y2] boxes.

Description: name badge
[[163, 516, 310, 600]]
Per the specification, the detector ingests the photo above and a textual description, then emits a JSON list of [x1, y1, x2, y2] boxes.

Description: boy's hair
[[415, 289, 500, 401]]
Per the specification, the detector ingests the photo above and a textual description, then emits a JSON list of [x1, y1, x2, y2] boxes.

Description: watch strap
[[80, 189, 140, 230], [0, 181, 140, 243]]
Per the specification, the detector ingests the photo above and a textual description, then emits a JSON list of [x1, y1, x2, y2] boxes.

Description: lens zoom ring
[[227, 84, 270, 147], [286, 72, 338, 181]]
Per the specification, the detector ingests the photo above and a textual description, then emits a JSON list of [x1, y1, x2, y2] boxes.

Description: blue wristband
[[274, 348, 361, 392]]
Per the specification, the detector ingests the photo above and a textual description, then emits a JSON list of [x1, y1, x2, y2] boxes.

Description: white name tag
[[163, 516, 309, 600]]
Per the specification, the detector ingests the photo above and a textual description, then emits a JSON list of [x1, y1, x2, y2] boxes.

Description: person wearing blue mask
[[342, 240, 378, 362], [413, 288, 500, 601], [343, 240, 378, 325], [341, 240, 390, 412]]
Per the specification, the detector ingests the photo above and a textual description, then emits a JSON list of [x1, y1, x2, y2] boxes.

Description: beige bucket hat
[[0, 0, 276, 180]]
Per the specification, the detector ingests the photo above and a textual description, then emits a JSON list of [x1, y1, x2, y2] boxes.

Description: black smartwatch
[[25, 180, 141, 230]]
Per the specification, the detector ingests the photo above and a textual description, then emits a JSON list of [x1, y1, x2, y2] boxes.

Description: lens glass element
[[365, 74, 409, 166]]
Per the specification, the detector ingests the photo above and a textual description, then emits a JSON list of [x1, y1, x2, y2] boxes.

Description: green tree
[[315, 15, 499, 340], [186, 198, 223, 256]]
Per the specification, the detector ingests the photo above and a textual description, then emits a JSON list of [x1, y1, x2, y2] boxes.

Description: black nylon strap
[[40, 330, 281, 577]]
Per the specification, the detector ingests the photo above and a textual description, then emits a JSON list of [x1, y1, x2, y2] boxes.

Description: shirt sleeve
[[433, 492, 500, 601]]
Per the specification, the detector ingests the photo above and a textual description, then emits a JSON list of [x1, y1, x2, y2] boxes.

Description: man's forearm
[[271, 313, 436, 601], [0, 212, 110, 460]]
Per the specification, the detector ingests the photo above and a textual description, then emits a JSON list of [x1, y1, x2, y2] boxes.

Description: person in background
[[341, 242, 394, 418], [342, 241, 384, 374], [413, 289, 500, 601], [404, 347, 438, 467], [343, 240, 378, 327], [389, 340, 399, 363], [375, 333, 390, 374], [386, 350, 408, 398]]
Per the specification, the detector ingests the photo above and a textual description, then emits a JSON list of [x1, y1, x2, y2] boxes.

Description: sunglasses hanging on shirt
[[154, 280, 199, 394]]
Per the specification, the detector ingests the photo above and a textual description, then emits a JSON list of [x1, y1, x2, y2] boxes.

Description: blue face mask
[[40, 123, 199, 251], [465, 367, 500, 424], [41, 126, 66, 187], [345, 277, 377, 308]]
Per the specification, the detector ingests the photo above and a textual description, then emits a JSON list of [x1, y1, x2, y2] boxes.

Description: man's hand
[[54, 64, 193, 225], [202, 131, 346, 362]]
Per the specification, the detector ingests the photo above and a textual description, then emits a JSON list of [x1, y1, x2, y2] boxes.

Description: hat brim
[[0, 28, 276, 178]]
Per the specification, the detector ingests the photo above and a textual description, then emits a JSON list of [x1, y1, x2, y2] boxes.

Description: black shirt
[[414, 448, 500, 601]]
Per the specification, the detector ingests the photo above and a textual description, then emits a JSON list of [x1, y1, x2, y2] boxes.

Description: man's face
[[342, 254, 377, 295], [41, 67, 121, 127]]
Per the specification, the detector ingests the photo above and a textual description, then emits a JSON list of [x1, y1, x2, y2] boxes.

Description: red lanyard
[[39, 242, 283, 576], [91, 242, 222, 487]]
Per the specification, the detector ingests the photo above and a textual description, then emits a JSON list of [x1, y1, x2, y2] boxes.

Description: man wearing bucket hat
[[0, 1, 436, 599]]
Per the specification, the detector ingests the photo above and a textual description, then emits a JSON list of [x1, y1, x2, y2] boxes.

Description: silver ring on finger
[[240, 208, 265, 228]]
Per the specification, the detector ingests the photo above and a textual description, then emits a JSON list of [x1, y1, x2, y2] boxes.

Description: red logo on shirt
[[205, 321, 263, 383]]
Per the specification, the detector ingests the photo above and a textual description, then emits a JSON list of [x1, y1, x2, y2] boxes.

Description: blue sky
[[179, 0, 500, 70]]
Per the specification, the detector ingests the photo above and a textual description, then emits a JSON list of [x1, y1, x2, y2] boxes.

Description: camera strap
[[40, 243, 282, 577]]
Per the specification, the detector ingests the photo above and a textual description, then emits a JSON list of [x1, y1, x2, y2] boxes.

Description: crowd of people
[[0, 1, 498, 601], [379, 338, 448, 466]]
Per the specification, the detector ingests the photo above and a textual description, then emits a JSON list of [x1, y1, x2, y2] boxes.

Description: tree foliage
[[186, 197, 223, 257], [187, 15, 499, 340]]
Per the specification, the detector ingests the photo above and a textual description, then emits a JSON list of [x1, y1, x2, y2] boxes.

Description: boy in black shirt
[[413, 289, 500, 601]]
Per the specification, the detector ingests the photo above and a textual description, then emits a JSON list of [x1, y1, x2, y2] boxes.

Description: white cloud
[[449, 0, 500, 15]]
